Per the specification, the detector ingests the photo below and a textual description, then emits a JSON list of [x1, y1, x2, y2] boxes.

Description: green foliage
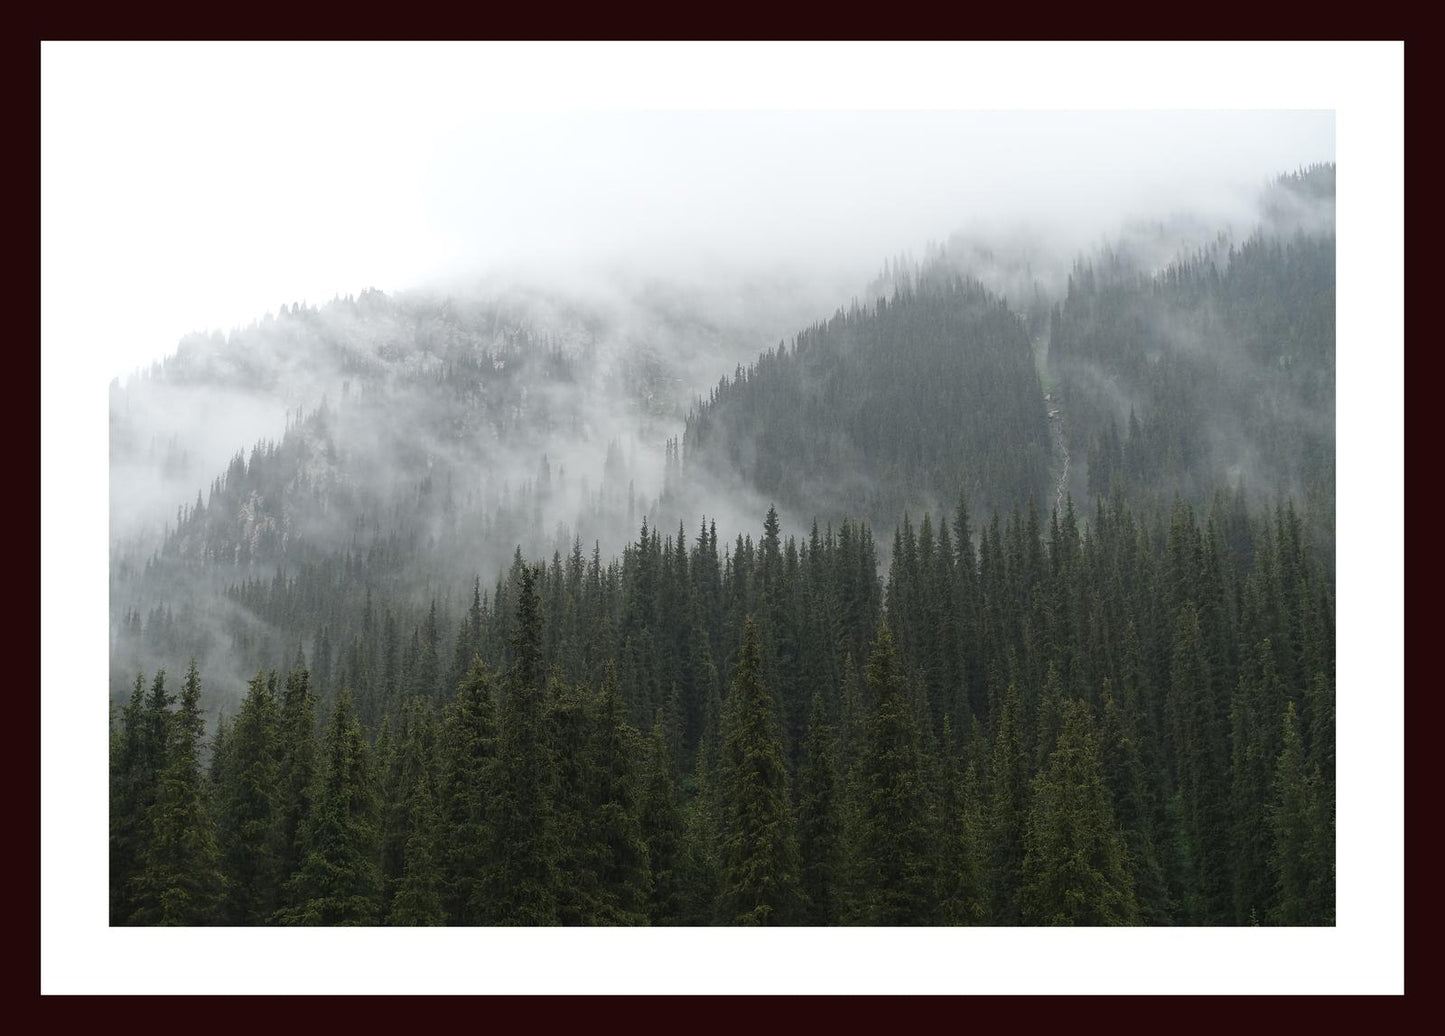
[[1021, 700, 1139, 925], [111, 481, 1335, 927], [592, 674, 652, 923], [129, 660, 226, 925], [276, 667, 318, 896], [439, 657, 498, 924], [685, 275, 1052, 530], [853, 627, 940, 924], [718, 618, 804, 925], [110, 673, 153, 924], [214, 669, 283, 924], [111, 252, 1335, 931], [389, 777, 447, 926], [277, 686, 382, 925], [640, 714, 687, 924], [1056, 227, 1335, 519], [797, 693, 844, 924], [948, 760, 990, 924], [1270, 702, 1331, 925], [988, 682, 1029, 924], [1100, 682, 1172, 923], [110, 205, 1335, 927], [379, 697, 438, 914], [476, 566, 562, 924], [551, 670, 651, 925], [1169, 603, 1232, 923]]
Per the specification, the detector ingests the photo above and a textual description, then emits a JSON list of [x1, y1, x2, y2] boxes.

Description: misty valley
[[109, 164, 1336, 928]]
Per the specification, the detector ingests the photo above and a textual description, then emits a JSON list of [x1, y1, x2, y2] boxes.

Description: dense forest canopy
[[109, 163, 1336, 927], [682, 274, 1052, 530]]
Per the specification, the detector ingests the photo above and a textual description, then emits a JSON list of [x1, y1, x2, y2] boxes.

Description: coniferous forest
[[109, 164, 1337, 927]]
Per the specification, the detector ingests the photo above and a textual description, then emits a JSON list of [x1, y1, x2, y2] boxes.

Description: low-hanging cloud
[[86, 94, 1335, 710]]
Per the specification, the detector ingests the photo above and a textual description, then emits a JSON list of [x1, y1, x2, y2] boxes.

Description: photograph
[[40, 41, 1403, 995]]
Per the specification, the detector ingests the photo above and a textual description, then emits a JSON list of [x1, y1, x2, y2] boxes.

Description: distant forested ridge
[[682, 274, 1053, 532], [1050, 225, 1334, 554], [112, 488, 1334, 926], [110, 164, 1336, 926]]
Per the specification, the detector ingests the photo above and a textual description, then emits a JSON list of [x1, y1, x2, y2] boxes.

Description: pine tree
[[681, 739, 724, 924], [1269, 702, 1327, 925], [379, 697, 437, 915], [1021, 700, 1139, 925], [591, 672, 651, 924], [1034, 661, 1066, 770], [1306, 670, 1336, 926], [109, 335, 1337, 933], [552, 680, 610, 925], [215, 669, 283, 924], [278, 687, 382, 925], [951, 760, 990, 924], [854, 626, 940, 923], [477, 564, 561, 924], [1100, 682, 1171, 923], [1168, 602, 1231, 923], [988, 681, 1029, 923], [640, 713, 687, 924], [797, 692, 844, 924], [276, 668, 318, 897], [717, 617, 804, 925], [1229, 639, 1284, 924], [415, 600, 440, 703], [439, 657, 498, 924], [110, 673, 152, 924], [130, 659, 226, 925], [389, 776, 446, 926]]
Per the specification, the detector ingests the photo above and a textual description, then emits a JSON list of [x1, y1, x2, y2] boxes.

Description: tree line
[[112, 488, 1334, 925]]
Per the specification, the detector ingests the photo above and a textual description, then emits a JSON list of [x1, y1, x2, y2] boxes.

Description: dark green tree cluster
[[114, 484, 1334, 926], [109, 169, 1334, 927], [110, 662, 224, 924], [682, 273, 1052, 532], [1050, 174, 1335, 558]]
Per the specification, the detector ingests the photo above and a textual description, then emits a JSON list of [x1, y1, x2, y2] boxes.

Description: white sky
[[41, 42, 1400, 994], [44, 44, 1334, 379]]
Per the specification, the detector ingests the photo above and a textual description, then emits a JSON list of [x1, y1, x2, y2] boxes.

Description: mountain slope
[[682, 273, 1053, 534]]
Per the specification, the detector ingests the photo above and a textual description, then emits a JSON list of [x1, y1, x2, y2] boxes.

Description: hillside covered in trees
[[681, 274, 1053, 531], [109, 165, 1337, 927]]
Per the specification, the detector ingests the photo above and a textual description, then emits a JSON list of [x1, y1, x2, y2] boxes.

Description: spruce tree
[[379, 697, 437, 915], [952, 760, 990, 924], [1021, 700, 1139, 925], [1229, 639, 1284, 924], [389, 776, 447, 926], [640, 714, 687, 924], [215, 669, 283, 924], [552, 681, 609, 924], [591, 671, 651, 924], [1269, 702, 1327, 925], [477, 564, 561, 924], [797, 692, 844, 924], [439, 657, 498, 924], [854, 626, 940, 924], [276, 668, 318, 896], [717, 617, 804, 925], [681, 739, 724, 924], [1168, 602, 1231, 923], [278, 687, 382, 925], [988, 681, 1029, 924], [130, 659, 226, 925], [1100, 682, 1171, 924], [110, 673, 151, 924]]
